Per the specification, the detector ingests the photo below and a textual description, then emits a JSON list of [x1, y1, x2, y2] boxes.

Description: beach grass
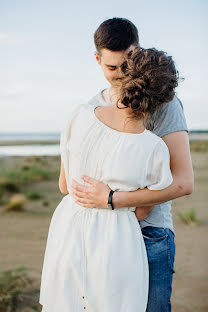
[[189, 140, 208, 153], [0, 266, 32, 312], [177, 207, 201, 225]]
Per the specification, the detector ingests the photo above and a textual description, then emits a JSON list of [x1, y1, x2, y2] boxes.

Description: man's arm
[[69, 97, 194, 219], [70, 130, 194, 217], [112, 130, 194, 210]]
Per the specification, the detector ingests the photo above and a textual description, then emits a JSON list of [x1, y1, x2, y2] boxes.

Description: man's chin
[[110, 82, 120, 88]]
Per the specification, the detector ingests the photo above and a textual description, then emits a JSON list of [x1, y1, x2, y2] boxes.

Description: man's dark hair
[[94, 17, 139, 53]]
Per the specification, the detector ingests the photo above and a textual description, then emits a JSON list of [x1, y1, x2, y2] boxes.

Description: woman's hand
[[70, 175, 111, 209], [134, 205, 154, 221]]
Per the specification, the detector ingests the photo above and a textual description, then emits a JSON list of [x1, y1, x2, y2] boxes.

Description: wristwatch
[[108, 189, 118, 210]]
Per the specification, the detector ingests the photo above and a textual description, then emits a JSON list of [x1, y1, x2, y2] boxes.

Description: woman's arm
[[59, 161, 68, 194]]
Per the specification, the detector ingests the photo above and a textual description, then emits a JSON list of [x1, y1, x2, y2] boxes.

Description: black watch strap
[[108, 190, 115, 210]]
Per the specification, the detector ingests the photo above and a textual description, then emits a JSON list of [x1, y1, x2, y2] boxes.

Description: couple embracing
[[39, 18, 194, 312]]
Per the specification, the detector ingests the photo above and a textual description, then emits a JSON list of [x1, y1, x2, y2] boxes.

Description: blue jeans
[[141, 226, 176, 312]]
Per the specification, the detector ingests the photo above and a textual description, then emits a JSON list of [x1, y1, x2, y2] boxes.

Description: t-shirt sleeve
[[145, 140, 173, 190], [152, 95, 188, 137]]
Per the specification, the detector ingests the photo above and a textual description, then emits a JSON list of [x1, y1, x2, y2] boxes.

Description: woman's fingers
[[70, 187, 87, 199], [75, 199, 95, 207]]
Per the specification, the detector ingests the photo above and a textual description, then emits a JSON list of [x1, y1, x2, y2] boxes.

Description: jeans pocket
[[142, 233, 168, 242], [142, 227, 169, 242]]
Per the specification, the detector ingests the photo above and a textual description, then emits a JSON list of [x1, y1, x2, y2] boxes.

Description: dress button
[[84, 307, 86, 309], [82, 296, 84, 299]]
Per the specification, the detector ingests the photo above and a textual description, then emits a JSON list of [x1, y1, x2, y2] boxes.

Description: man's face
[[95, 45, 136, 87]]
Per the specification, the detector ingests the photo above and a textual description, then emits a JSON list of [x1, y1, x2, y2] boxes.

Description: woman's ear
[[94, 51, 101, 65]]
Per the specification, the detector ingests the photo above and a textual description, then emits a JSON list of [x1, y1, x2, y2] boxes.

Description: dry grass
[[177, 207, 201, 225], [5, 194, 27, 212], [0, 267, 32, 312]]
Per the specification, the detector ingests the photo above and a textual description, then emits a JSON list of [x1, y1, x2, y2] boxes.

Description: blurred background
[[0, 1, 207, 311]]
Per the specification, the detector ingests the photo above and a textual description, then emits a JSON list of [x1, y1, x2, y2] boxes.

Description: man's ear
[[94, 51, 101, 65]]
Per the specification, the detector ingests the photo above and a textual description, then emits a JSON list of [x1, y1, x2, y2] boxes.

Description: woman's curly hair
[[117, 47, 180, 119]]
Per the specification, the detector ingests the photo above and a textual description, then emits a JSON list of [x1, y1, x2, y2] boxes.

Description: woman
[[39, 47, 179, 311]]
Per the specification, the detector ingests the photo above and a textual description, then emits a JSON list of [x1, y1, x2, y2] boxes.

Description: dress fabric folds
[[39, 103, 173, 312]]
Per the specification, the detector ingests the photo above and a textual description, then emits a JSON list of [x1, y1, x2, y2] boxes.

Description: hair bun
[[118, 47, 180, 119]]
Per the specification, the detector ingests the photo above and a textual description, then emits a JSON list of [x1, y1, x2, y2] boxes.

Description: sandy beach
[[0, 143, 207, 311]]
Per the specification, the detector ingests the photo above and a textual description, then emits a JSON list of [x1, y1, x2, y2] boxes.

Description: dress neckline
[[91, 104, 148, 137]]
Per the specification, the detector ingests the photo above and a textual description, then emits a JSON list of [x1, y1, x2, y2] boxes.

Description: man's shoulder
[[155, 95, 184, 115], [152, 95, 188, 137], [88, 91, 104, 106]]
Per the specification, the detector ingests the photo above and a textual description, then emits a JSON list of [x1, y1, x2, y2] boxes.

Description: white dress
[[39, 103, 173, 312]]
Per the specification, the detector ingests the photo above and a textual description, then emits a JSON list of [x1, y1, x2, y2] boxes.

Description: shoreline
[[0, 133, 208, 147], [0, 140, 59, 146]]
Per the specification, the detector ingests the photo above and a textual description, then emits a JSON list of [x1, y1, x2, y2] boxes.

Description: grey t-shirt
[[88, 90, 188, 235]]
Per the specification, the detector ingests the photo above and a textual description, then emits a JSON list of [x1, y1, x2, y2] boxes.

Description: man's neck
[[102, 88, 120, 106]]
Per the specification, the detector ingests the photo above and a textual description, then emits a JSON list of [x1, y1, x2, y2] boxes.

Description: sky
[[0, 0, 208, 133]]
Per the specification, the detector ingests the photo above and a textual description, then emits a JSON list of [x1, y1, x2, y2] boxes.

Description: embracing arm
[[112, 130, 194, 211], [69, 129, 194, 220], [68, 97, 194, 220]]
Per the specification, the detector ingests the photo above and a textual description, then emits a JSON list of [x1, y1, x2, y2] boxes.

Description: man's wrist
[[108, 183, 177, 210], [111, 189, 147, 209], [111, 191, 129, 209]]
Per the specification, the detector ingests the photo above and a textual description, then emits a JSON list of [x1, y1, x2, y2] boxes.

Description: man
[[65, 18, 194, 311]]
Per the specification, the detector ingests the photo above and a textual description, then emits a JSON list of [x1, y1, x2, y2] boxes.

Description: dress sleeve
[[145, 140, 173, 190], [60, 104, 85, 192]]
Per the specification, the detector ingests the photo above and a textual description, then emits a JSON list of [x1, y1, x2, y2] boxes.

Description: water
[[1, 131, 208, 157], [0, 132, 59, 142], [0, 145, 60, 157], [0, 133, 60, 157]]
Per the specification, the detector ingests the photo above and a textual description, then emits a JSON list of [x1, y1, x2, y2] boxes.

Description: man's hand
[[134, 205, 154, 221], [70, 175, 155, 218], [70, 175, 111, 208]]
